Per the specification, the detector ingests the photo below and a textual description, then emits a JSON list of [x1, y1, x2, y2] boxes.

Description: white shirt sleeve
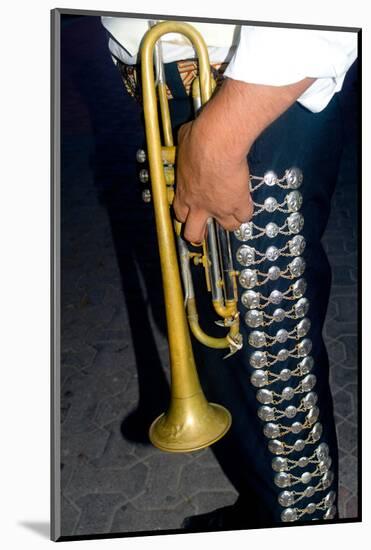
[[223, 26, 358, 113]]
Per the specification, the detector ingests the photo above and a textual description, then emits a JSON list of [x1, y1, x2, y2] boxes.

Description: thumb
[[173, 191, 189, 223]]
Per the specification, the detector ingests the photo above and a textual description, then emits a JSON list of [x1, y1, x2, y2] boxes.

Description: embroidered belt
[[117, 58, 228, 103]]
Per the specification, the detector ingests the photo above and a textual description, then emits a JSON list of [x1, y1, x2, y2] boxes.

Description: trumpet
[[138, 20, 243, 452]]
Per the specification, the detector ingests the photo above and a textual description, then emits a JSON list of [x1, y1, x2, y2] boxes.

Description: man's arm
[[173, 76, 315, 243]]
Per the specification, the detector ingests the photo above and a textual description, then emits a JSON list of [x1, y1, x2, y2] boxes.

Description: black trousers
[[190, 93, 343, 528], [129, 60, 345, 528]]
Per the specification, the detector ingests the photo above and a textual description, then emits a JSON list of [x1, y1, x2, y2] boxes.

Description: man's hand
[[173, 118, 253, 243], [173, 76, 316, 243]]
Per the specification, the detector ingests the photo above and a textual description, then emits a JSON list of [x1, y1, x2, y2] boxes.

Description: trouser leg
[[191, 94, 344, 526]]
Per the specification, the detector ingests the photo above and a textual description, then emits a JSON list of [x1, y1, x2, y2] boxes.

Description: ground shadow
[[18, 521, 50, 539]]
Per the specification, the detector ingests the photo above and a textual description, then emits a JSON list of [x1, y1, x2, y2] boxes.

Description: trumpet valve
[[191, 253, 202, 266]]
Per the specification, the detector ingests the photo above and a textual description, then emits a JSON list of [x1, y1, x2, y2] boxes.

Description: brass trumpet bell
[[150, 396, 231, 453]]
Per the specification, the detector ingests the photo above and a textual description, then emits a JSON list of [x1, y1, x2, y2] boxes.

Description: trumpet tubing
[[140, 20, 242, 452]]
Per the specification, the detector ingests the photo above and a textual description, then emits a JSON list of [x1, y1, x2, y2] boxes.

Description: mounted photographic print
[[51, 7, 361, 541]]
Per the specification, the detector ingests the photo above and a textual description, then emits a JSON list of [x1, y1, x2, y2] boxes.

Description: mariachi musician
[[101, 16, 357, 529]]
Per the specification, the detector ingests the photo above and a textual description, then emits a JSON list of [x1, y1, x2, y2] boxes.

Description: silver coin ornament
[[136, 149, 146, 163], [268, 439, 285, 454], [302, 374, 317, 392], [311, 422, 323, 442], [316, 442, 329, 461], [295, 297, 309, 317], [297, 318, 311, 337], [264, 170, 278, 186], [277, 349, 289, 362], [286, 167, 303, 189], [279, 490, 295, 507], [269, 290, 283, 304], [322, 470, 334, 489], [292, 278, 307, 298], [319, 458, 331, 474], [286, 190, 303, 212], [289, 256, 306, 277], [236, 245, 255, 266], [268, 266, 281, 280], [276, 328, 289, 343], [291, 421, 303, 434], [285, 405, 297, 418], [266, 245, 280, 262], [279, 368, 291, 381], [258, 405, 275, 421], [142, 189, 152, 203], [264, 196, 278, 212], [264, 422, 281, 439], [299, 356, 314, 375], [298, 338, 313, 357], [306, 502, 317, 515], [275, 472, 291, 488], [139, 168, 149, 183], [304, 485, 315, 498], [302, 391, 318, 410], [324, 491, 336, 508], [257, 389, 274, 404], [272, 457, 288, 472], [239, 269, 257, 289], [249, 331, 266, 348], [251, 370, 268, 388], [301, 471, 312, 484], [288, 212, 304, 234], [324, 505, 337, 520], [281, 507, 298, 522], [289, 235, 306, 256], [266, 222, 280, 238], [250, 350, 268, 369], [307, 406, 320, 425], [234, 222, 253, 241], [293, 439, 305, 451], [273, 308, 286, 322], [245, 309, 264, 328], [298, 456, 309, 468], [282, 386, 295, 400], [241, 290, 260, 309]]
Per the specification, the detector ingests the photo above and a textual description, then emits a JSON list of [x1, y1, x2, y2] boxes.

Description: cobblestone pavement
[[59, 16, 359, 537]]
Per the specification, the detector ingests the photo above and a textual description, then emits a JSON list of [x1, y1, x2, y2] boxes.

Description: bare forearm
[[193, 76, 316, 162], [174, 75, 316, 243]]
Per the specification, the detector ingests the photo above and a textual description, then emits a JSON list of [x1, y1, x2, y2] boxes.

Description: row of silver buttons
[[235, 167, 336, 522]]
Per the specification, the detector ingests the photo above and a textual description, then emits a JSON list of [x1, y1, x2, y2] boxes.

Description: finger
[[173, 192, 189, 223], [216, 213, 243, 232], [234, 196, 254, 223], [183, 209, 208, 244]]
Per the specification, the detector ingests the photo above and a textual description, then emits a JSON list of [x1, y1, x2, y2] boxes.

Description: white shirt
[[224, 26, 357, 113], [101, 17, 357, 113], [101, 17, 238, 65]]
